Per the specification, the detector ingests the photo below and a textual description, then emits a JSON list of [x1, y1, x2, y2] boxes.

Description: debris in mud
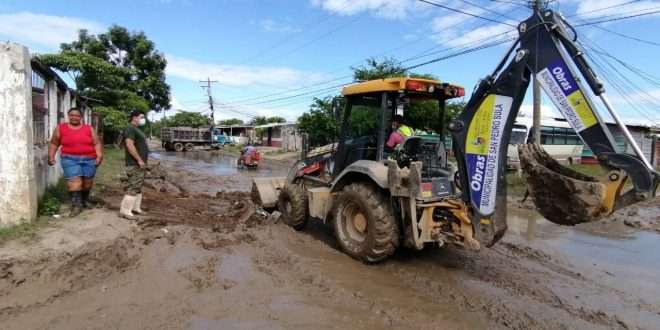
[[605, 196, 660, 233]]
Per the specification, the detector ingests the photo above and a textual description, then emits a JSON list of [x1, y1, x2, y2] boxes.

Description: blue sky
[[1, 0, 659, 126]]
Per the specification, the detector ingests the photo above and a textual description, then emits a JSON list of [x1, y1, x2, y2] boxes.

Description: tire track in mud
[[249, 218, 658, 329], [0, 236, 140, 318], [385, 241, 652, 329]]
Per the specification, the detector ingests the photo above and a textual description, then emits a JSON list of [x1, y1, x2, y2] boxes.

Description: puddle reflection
[[149, 150, 291, 178], [506, 206, 660, 307]]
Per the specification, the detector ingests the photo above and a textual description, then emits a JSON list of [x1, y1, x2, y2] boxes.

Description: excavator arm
[[450, 9, 660, 247]]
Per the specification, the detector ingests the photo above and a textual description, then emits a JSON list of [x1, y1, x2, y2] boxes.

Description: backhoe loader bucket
[[251, 177, 286, 208], [518, 144, 626, 226]]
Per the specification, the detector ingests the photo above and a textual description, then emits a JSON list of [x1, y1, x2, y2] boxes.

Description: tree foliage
[[218, 118, 244, 126], [351, 56, 407, 81], [38, 25, 170, 132], [298, 58, 466, 141], [167, 111, 212, 128], [297, 97, 342, 147], [250, 116, 286, 126]]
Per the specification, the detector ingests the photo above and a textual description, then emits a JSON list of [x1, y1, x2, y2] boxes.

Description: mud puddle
[[150, 150, 290, 177], [505, 207, 660, 327]]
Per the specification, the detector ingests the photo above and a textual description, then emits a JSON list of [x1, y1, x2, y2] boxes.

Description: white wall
[[0, 42, 38, 225]]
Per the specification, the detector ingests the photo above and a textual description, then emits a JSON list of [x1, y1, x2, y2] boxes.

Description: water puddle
[[150, 150, 290, 178], [506, 207, 660, 309]]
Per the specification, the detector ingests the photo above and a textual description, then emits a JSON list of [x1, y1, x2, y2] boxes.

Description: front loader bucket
[[518, 144, 626, 225], [251, 177, 286, 208]]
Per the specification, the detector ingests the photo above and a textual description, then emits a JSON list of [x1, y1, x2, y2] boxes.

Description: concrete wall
[[0, 42, 88, 226], [0, 43, 38, 225]]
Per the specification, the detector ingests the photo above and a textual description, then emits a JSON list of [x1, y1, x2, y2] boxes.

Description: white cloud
[[249, 18, 299, 34], [571, 0, 660, 20], [0, 12, 104, 50], [424, 3, 517, 50], [518, 104, 560, 119], [310, 0, 428, 20], [165, 54, 319, 86]]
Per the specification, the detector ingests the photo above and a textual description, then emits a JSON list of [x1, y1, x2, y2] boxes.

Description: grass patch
[[38, 180, 67, 216], [0, 181, 68, 245], [222, 145, 242, 153], [94, 147, 125, 188], [263, 149, 287, 156], [0, 216, 51, 245], [506, 172, 528, 196]]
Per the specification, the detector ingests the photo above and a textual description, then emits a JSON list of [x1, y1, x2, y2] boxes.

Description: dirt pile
[[605, 195, 660, 232]]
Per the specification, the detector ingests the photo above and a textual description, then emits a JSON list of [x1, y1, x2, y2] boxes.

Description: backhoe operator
[[386, 114, 414, 149]]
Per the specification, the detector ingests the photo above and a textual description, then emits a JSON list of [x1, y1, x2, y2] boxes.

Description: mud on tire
[[278, 184, 309, 230], [277, 184, 309, 230], [333, 182, 399, 263]]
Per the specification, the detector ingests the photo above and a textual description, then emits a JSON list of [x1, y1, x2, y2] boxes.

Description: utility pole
[[200, 77, 219, 125], [528, 0, 549, 143]]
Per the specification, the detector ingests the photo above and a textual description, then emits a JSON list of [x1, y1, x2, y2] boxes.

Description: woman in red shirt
[[48, 108, 103, 217]]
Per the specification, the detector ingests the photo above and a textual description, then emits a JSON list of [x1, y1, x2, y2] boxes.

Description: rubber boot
[[132, 193, 145, 215], [69, 191, 83, 218], [81, 190, 93, 208], [119, 195, 137, 220]]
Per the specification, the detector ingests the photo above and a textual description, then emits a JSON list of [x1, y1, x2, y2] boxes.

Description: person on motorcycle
[[242, 143, 256, 156]]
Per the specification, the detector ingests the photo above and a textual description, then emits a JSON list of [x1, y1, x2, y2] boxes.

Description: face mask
[[138, 118, 146, 126]]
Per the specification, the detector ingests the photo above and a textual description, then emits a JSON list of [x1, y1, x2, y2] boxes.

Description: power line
[[418, 0, 517, 27], [457, 0, 518, 20], [590, 25, 660, 47], [574, 8, 660, 26], [567, 0, 641, 18], [579, 34, 660, 121]]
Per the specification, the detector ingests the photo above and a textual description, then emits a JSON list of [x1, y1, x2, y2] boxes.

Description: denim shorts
[[61, 155, 97, 179]]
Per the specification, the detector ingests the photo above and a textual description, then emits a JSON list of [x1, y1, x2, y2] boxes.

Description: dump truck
[[252, 9, 659, 263], [161, 125, 235, 151]]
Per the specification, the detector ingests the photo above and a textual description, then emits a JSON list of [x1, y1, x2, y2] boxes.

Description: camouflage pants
[[125, 166, 147, 196]]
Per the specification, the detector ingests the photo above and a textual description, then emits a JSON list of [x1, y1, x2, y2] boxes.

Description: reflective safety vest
[[394, 125, 414, 149]]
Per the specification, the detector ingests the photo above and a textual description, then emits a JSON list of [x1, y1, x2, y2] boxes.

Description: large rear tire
[[334, 182, 399, 263], [173, 142, 184, 152], [184, 143, 194, 151], [278, 184, 308, 230]]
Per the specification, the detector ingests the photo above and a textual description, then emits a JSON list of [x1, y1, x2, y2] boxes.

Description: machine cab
[[332, 77, 465, 187]]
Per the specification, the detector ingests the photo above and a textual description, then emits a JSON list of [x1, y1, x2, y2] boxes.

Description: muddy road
[[1, 148, 658, 329]]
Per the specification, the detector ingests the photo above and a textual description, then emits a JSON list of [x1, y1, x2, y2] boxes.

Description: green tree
[[218, 118, 244, 126], [250, 116, 286, 126], [297, 97, 342, 146], [351, 56, 407, 81], [167, 111, 211, 128], [38, 25, 170, 133]]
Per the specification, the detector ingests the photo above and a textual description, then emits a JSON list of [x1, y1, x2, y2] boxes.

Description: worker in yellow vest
[[385, 114, 414, 150]]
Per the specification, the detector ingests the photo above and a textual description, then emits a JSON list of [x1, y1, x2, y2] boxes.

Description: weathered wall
[[0, 42, 37, 225]]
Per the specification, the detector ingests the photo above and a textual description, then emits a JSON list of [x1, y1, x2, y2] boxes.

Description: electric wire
[[574, 8, 660, 26], [578, 34, 660, 122], [590, 25, 660, 47], [418, 0, 517, 27], [567, 0, 641, 18]]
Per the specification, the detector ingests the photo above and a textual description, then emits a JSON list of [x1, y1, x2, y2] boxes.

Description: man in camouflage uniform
[[119, 110, 149, 220]]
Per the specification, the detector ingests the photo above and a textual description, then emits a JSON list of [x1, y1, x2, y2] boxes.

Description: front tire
[[278, 184, 308, 230], [334, 182, 399, 263]]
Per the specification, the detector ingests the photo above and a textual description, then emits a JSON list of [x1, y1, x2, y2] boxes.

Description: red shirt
[[59, 123, 96, 158]]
